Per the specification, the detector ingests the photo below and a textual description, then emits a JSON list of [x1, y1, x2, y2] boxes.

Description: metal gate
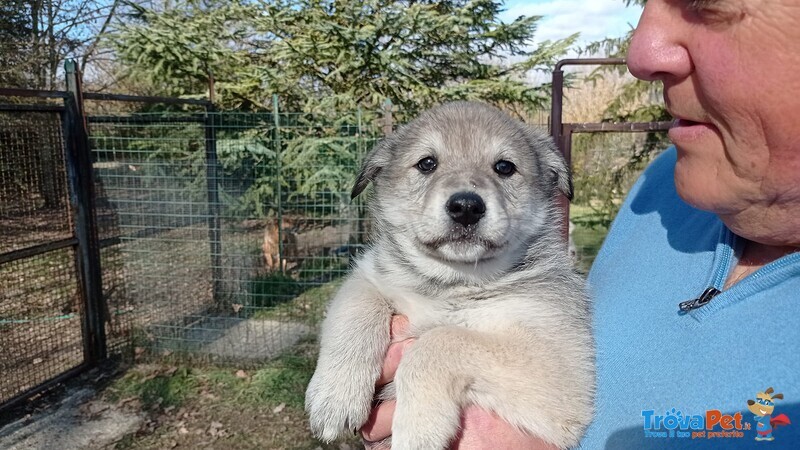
[[0, 76, 106, 412], [549, 58, 673, 237]]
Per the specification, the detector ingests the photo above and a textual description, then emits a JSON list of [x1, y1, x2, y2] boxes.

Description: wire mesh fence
[[0, 110, 71, 254], [1, 90, 556, 410], [0, 108, 85, 405], [1, 91, 137, 409], [0, 250, 84, 404], [87, 106, 383, 365]]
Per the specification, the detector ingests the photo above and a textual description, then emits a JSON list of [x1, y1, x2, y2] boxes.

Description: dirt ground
[[1, 355, 364, 450], [0, 385, 143, 450]]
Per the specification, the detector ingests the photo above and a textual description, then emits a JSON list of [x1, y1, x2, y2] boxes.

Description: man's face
[[627, 0, 800, 244]]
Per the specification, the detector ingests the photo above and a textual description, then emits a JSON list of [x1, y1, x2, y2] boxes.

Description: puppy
[[305, 102, 594, 449]]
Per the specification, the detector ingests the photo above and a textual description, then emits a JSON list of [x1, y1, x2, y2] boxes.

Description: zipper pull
[[679, 287, 722, 312]]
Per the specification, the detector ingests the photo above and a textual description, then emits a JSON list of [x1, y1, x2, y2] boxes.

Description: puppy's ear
[[549, 151, 574, 201], [526, 127, 574, 200], [351, 135, 395, 199], [350, 162, 380, 199]]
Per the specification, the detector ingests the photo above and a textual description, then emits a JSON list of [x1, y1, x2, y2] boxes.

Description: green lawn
[[570, 205, 609, 274]]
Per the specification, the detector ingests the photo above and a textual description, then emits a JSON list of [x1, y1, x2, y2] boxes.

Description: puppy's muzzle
[[446, 191, 486, 226]]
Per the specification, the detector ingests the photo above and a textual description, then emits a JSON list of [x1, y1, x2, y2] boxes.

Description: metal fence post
[[64, 59, 107, 362], [204, 104, 223, 308], [550, 58, 628, 242], [550, 67, 564, 158], [272, 94, 284, 266], [354, 106, 366, 252], [381, 98, 393, 136]]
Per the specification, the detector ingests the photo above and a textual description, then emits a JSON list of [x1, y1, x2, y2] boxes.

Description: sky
[[500, 0, 643, 48]]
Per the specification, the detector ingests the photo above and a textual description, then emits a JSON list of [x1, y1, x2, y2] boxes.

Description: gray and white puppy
[[305, 101, 594, 449]]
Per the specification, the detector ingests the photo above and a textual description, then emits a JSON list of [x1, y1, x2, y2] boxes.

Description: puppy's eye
[[494, 160, 516, 177], [417, 157, 437, 173]]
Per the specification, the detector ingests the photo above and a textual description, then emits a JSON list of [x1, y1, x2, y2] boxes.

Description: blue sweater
[[579, 147, 800, 449]]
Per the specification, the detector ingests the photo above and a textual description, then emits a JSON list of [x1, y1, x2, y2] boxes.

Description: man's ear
[[526, 127, 573, 200], [351, 135, 395, 199]]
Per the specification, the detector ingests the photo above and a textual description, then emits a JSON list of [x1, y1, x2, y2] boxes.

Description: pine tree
[[111, 0, 576, 116]]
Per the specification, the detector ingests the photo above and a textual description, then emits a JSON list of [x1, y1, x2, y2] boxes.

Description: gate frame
[[0, 61, 218, 413], [0, 86, 105, 414], [549, 58, 673, 237]]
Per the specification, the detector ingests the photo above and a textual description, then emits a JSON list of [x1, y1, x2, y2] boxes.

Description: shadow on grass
[[105, 366, 195, 411], [244, 257, 349, 325], [107, 339, 318, 412], [248, 272, 304, 309]]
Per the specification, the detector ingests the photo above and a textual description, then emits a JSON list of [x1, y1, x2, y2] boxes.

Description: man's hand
[[360, 316, 559, 450]]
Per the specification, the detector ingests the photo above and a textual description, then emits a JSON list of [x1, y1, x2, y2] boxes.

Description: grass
[[246, 255, 346, 303], [248, 272, 305, 309], [250, 276, 343, 326], [570, 204, 609, 273], [239, 353, 314, 408], [102, 338, 363, 450], [105, 366, 196, 411], [108, 338, 318, 410]]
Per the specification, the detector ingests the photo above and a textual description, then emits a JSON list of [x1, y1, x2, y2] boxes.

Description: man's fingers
[[389, 315, 410, 341], [361, 400, 396, 443], [376, 315, 414, 386], [363, 314, 410, 446], [376, 339, 413, 386]]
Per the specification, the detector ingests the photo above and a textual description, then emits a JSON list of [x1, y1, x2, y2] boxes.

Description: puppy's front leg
[[390, 327, 528, 450], [305, 273, 392, 442], [391, 325, 591, 450], [391, 326, 489, 450]]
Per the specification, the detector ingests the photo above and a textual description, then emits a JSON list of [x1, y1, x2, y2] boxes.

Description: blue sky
[[500, 0, 643, 47]]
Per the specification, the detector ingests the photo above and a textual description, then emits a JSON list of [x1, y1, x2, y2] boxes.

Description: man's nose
[[626, 0, 692, 82]]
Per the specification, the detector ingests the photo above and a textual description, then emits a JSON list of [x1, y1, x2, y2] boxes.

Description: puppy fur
[[305, 102, 594, 449]]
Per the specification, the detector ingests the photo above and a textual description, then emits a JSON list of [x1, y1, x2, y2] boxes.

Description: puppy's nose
[[446, 192, 486, 226]]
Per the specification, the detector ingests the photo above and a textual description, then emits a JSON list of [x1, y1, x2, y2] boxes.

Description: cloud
[[501, 0, 642, 46]]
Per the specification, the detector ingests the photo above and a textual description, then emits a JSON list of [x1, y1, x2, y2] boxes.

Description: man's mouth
[[668, 118, 717, 142], [673, 118, 712, 127]]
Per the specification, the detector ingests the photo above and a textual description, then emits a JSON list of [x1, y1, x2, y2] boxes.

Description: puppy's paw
[[390, 379, 461, 450], [305, 367, 374, 442], [392, 408, 458, 450]]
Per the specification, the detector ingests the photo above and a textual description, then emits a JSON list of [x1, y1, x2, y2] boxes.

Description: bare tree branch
[[81, 0, 120, 72]]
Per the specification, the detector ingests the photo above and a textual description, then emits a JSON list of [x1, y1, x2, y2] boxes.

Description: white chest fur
[[356, 250, 530, 336]]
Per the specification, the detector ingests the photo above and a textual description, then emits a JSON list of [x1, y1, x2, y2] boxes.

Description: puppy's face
[[353, 102, 571, 282]]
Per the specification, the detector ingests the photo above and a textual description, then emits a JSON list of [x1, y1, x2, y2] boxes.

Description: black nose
[[446, 192, 486, 226]]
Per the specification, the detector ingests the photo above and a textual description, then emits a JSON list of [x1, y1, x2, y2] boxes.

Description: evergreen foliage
[[111, 0, 575, 116], [106, 0, 575, 219]]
